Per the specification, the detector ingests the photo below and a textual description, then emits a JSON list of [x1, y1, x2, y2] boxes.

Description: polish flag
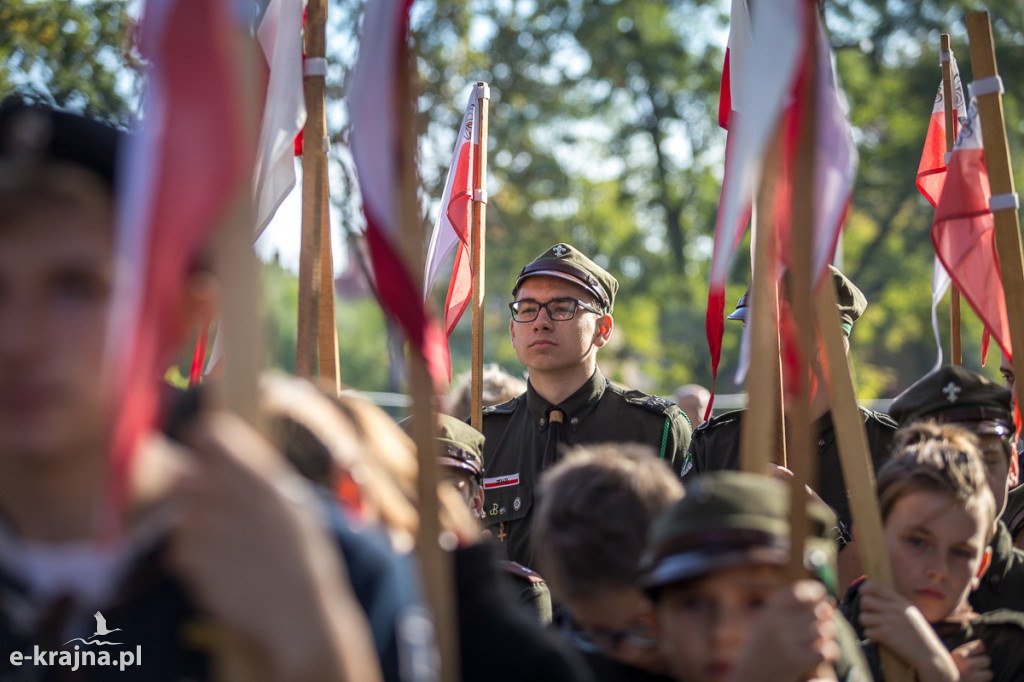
[[106, 0, 254, 524], [252, 0, 306, 237], [349, 0, 447, 384], [917, 51, 965, 208], [932, 99, 1010, 364], [704, 0, 802, 415], [423, 88, 480, 379], [917, 52, 965, 368]]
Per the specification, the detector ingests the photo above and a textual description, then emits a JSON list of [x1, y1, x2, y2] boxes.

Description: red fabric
[[108, 0, 252, 531], [719, 48, 732, 130], [349, 0, 446, 385], [932, 106, 1011, 366]]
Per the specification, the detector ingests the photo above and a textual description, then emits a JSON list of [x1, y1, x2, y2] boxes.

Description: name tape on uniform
[[483, 474, 520, 489]]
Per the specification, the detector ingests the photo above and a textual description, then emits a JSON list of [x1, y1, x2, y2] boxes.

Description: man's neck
[[529, 359, 598, 406], [0, 444, 108, 543]]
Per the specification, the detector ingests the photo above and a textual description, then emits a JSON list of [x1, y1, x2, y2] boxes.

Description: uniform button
[[992, 574, 1002, 587], [539, 417, 546, 426], [818, 438, 826, 448], [499, 506, 507, 515], [570, 417, 580, 426]]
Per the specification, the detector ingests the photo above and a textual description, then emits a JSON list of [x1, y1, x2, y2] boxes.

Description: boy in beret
[[479, 243, 692, 569], [889, 364, 1024, 614], [641, 471, 870, 682]]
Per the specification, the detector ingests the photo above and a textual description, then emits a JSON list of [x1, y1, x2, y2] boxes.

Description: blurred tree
[[0, 0, 136, 122]]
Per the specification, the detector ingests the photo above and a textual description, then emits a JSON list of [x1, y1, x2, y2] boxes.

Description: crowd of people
[[2, 99, 1024, 682]]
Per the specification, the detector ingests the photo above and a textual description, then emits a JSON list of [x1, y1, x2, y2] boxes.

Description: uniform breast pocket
[[482, 484, 532, 527]]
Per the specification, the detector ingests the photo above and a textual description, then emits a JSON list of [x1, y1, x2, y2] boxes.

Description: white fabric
[[252, 0, 306, 237]]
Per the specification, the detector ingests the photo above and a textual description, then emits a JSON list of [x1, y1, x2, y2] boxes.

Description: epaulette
[[622, 390, 680, 417], [972, 608, 1024, 630], [693, 409, 744, 435], [863, 408, 899, 429], [499, 560, 546, 585], [481, 396, 519, 417]]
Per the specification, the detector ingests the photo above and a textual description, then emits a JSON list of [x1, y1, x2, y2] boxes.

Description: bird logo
[[63, 612, 123, 646]]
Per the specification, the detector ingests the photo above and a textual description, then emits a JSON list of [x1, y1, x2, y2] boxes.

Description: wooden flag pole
[[396, 29, 458, 682], [815, 280, 913, 682], [966, 13, 1024, 418], [470, 82, 490, 431], [296, 0, 328, 380], [317, 166, 341, 393], [941, 34, 963, 366], [784, 2, 819, 583], [740, 129, 787, 474]]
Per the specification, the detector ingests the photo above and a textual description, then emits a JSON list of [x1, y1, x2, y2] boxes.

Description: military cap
[[513, 243, 619, 313], [889, 365, 1013, 437], [434, 414, 485, 480], [0, 99, 121, 190], [727, 265, 867, 336], [640, 471, 836, 591]]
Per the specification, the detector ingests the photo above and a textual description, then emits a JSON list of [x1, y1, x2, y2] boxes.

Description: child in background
[[842, 422, 1024, 681], [641, 471, 870, 682]]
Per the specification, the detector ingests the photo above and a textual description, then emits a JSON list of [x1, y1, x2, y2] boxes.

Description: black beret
[[0, 100, 120, 191], [889, 365, 1013, 437]]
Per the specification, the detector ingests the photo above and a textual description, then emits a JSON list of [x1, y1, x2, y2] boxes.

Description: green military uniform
[[424, 415, 555, 622], [640, 472, 872, 682], [686, 265, 896, 531], [842, 579, 1024, 682], [481, 244, 691, 568], [888, 364, 1024, 613], [686, 407, 897, 531], [1004, 483, 1024, 545]]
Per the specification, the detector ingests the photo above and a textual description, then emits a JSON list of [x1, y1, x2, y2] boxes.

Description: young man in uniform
[[480, 243, 692, 568], [686, 265, 898, 534], [888, 364, 1024, 614]]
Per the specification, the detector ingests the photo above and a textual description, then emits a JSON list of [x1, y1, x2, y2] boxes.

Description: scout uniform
[[888, 365, 1024, 614], [842, 578, 1024, 682], [432, 415, 553, 624], [640, 472, 872, 682], [686, 266, 898, 531], [481, 244, 692, 568]]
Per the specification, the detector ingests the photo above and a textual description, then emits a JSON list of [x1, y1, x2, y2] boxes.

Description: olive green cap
[[889, 365, 1013, 438], [727, 265, 867, 336], [513, 243, 619, 313], [640, 472, 836, 591], [399, 414, 486, 480], [435, 414, 485, 480]]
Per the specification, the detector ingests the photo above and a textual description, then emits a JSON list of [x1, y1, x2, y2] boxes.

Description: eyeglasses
[[554, 608, 658, 654], [508, 297, 602, 323]]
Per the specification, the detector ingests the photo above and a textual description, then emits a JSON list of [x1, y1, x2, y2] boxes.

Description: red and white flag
[[916, 53, 965, 368], [932, 99, 1010, 364], [704, 0, 802, 415], [717, 0, 751, 131], [705, 0, 857, 409], [252, 0, 306, 237], [106, 0, 254, 524], [423, 88, 480, 379], [917, 53, 965, 207], [349, 0, 447, 384]]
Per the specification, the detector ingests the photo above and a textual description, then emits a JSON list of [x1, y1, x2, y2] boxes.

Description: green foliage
[[13, 0, 1024, 400], [0, 1, 135, 122]]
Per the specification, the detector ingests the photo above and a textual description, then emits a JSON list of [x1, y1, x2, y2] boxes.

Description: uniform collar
[[526, 368, 608, 432]]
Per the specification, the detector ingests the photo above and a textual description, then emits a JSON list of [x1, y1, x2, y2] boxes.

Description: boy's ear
[[1010, 449, 1020, 488]]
